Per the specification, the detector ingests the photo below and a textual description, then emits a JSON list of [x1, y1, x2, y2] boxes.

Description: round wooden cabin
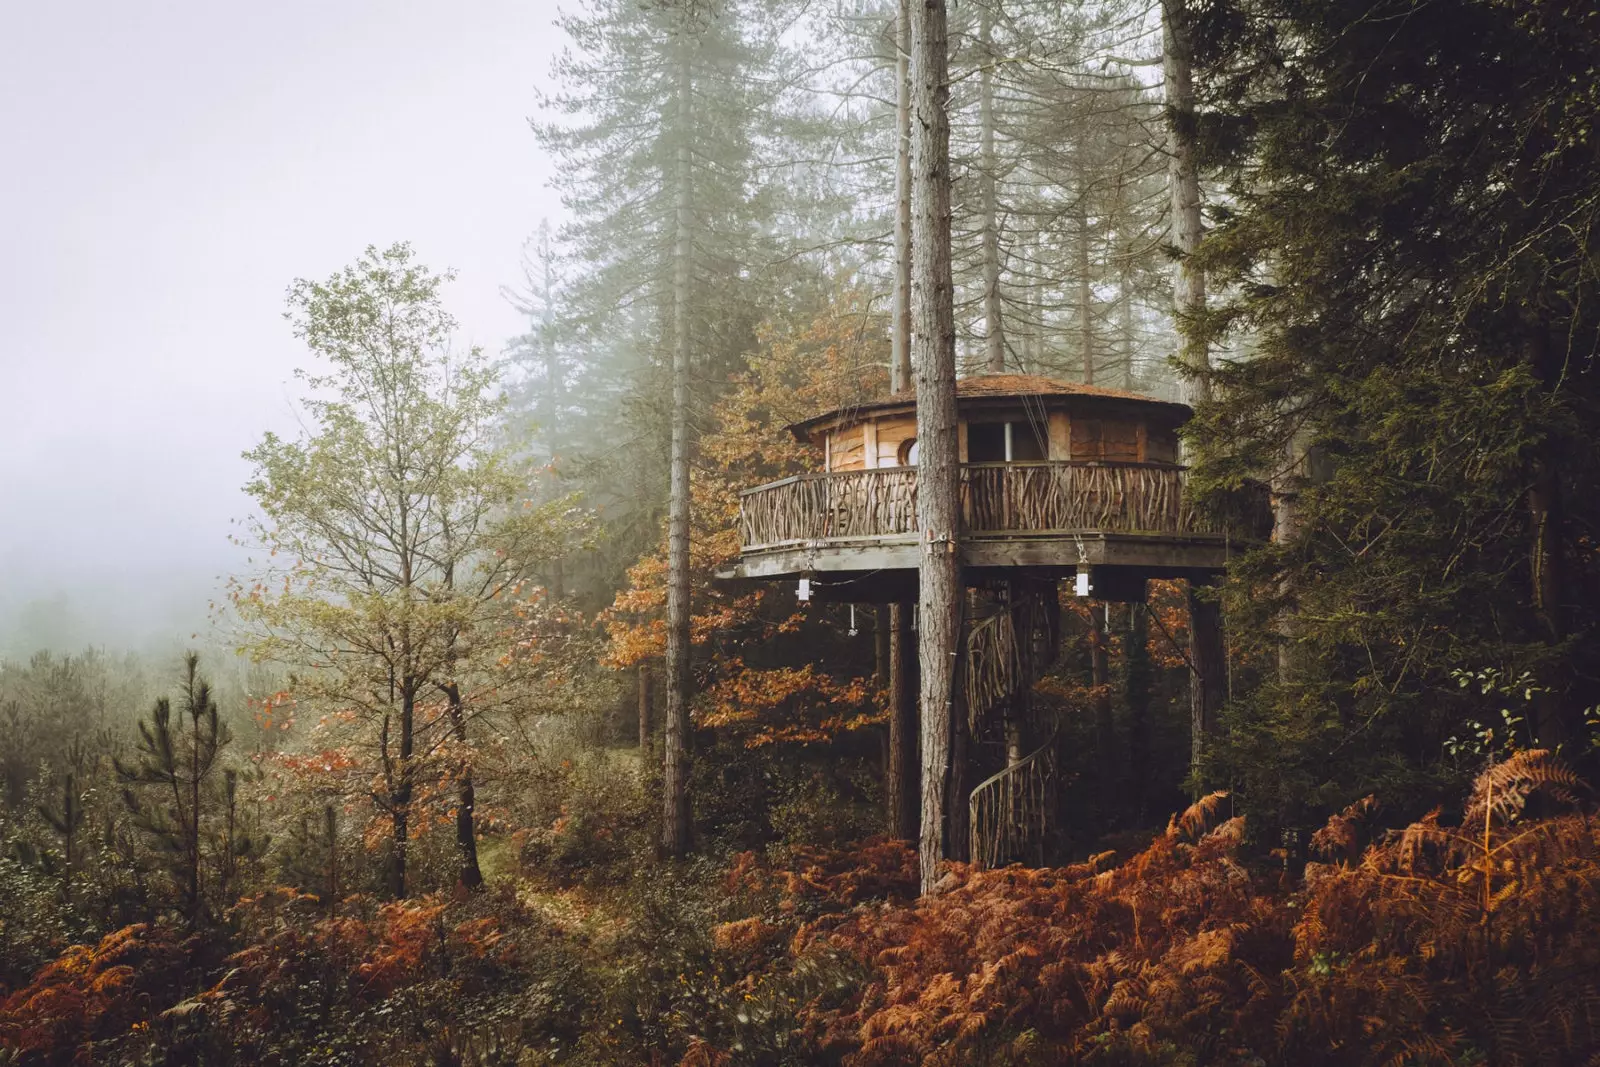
[[726, 374, 1229, 601]]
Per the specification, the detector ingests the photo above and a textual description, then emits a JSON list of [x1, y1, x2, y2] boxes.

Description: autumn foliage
[[687, 751, 1600, 1066], [0, 924, 186, 1065], [602, 296, 889, 748]]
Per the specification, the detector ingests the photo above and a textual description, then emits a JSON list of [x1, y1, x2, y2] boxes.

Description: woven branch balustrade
[[969, 731, 1058, 872], [738, 462, 1211, 549]]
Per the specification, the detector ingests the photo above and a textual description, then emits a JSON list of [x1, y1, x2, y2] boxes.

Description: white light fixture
[[797, 578, 812, 602], [1074, 569, 1091, 597]]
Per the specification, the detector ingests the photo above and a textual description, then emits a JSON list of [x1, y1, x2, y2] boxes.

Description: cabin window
[[1146, 428, 1178, 464], [966, 421, 1048, 462], [968, 422, 1007, 462], [898, 438, 918, 465], [1011, 423, 1047, 461]]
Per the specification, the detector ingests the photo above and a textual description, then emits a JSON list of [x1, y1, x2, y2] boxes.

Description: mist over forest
[[3, 0, 1598, 1064]]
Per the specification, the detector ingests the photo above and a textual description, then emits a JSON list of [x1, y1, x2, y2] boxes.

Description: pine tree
[[114, 653, 250, 927]]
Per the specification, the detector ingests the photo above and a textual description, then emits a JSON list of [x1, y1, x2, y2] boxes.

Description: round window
[[898, 438, 918, 466]]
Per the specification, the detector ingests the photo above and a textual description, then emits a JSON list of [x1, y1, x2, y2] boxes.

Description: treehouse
[[725, 374, 1231, 603], [720, 373, 1246, 872]]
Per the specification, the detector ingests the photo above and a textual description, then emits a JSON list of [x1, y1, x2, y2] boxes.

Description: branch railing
[[739, 462, 1214, 549], [969, 729, 1058, 872]]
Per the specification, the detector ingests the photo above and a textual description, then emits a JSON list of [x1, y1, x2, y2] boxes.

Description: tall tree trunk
[[663, 38, 696, 858], [638, 664, 652, 754], [389, 683, 415, 899], [1120, 273, 1137, 390], [887, 604, 919, 841], [1125, 600, 1152, 821], [1017, 225, 1038, 373], [1090, 601, 1113, 787], [1078, 203, 1094, 385], [443, 682, 484, 891], [947, 666, 970, 864], [979, 2, 1004, 373], [1529, 450, 1570, 746], [887, 4, 918, 845], [911, 0, 960, 896], [1186, 579, 1225, 788], [892, 0, 913, 393], [324, 804, 339, 914], [1115, 172, 1138, 390], [1272, 435, 1307, 682], [1163, 0, 1209, 406]]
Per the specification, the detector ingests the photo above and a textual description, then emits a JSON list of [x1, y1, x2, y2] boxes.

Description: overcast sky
[[0, 1, 566, 653]]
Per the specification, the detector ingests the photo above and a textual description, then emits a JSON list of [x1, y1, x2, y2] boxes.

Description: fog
[[0, 1, 565, 658]]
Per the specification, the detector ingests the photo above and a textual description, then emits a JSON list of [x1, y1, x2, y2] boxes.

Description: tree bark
[[388, 682, 416, 899], [1078, 203, 1095, 385], [1163, 0, 1209, 406], [1529, 452, 1570, 747], [1187, 578, 1225, 788], [1125, 600, 1152, 821], [979, 2, 1004, 373], [1272, 435, 1307, 682], [637, 664, 651, 754], [910, 0, 960, 897], [947, 670, 970, 864], [443, 682, 484, 892], [1090, 601, 1113, 785], [662, 37, 695, 858], [887, 604, 919, 841], [892, 0, 913, 393]]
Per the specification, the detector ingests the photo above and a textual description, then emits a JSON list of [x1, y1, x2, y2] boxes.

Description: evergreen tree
[[1189, 0, 1600, 824], [114, 653, 253, 927]]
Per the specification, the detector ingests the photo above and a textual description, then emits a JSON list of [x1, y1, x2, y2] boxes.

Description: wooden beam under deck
[[726, 529, 1232, 581]]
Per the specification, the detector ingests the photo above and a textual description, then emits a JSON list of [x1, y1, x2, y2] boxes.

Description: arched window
[[898, 437, 918, 466]]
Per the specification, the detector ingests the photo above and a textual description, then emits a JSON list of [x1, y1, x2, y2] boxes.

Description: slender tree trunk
[[1163, 0, 1209, 406], [1272, 435, 1307, 682], [188, 689, 202, 926], [947, 670, 970, 863], [911, 0, 960, 896], [324, 804, 339, 915], [1186, 579, 1225, 788], [888, 7, 919, 844], [979, 3, 1004, 373], [892, 0, 913, 393], [1529, 452, 1570, 747], [444, 682, 484, 891], [390, 684, 416, 899], [1115, 173, 1138, 390], [638, 664, 651, 754], [1078, 204, 1094, 385], [1125, 600, 1152, 821], [662, 38, 696, 858], [1090, 601, 1113, 785], [888, 604, 919, 840]]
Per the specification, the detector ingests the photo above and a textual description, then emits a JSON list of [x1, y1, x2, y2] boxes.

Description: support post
[[1187, 576, 1226, 789], [887, 603, 919, 842]]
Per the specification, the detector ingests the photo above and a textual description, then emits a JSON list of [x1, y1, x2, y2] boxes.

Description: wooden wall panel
[[1101, 420, 1140, 461], [874, 414, 918, 466], [1048, 411, 1071, 460], [829, 425, 866, 470], [1070, 417, 1140, 461]]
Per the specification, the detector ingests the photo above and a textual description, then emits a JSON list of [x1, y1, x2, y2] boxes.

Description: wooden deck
[[728, 462, 1236, 588]]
